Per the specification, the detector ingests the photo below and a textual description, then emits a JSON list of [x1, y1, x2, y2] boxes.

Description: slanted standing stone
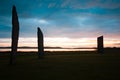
[[37, 27, 44, 59], [97, 36, 104, 54], [10, 5, 19, 64]]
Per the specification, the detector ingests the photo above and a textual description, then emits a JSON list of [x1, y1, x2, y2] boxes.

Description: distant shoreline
[[0, 46, 96, 49], [0, 46, 120, 49], [0, 47, 120, 53]]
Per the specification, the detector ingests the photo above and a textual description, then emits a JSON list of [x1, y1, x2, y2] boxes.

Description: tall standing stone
[[97, 36, 104, 54], [10, 5, 19, 64], [37, 27, 44, 59]]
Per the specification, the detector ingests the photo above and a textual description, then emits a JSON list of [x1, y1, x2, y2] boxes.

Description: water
[[0, 48, 96, 52]]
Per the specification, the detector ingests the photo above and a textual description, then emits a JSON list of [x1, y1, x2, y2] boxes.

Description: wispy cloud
[[0, 0, 120, 47]]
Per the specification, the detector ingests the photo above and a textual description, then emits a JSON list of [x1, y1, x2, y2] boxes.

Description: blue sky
[[0, 0, 120, 47]]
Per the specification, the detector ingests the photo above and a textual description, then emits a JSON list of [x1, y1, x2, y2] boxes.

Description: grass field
[[0, 50, 120, 80]]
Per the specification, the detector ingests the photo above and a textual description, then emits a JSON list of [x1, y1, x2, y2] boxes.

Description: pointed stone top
[[38, 27, 40, 30], [13, 5, 15, 8], [38, 27, 42, 32], [37, 27, 43, 36], [98, 35, 103, 38], [12, 5, 16, 10], [12, 5, 17, 15]]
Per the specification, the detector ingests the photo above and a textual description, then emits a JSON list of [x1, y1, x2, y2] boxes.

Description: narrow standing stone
[[97, 36, 104, 54], [37, 27, 44, 59], [10, 5, 19, 64]]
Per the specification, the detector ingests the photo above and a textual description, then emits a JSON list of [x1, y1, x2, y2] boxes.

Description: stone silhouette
[[97, 36, 104, 54], [37, 27, 44, 59], [10, 5, 19, 64]]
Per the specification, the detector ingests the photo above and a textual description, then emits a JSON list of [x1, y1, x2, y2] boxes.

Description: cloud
[[38, 19, 49, 24], [48, 3, 56, 8], [59, 0, 120, 9], [115, 43, 120, 45], [0, 0, 120, 39], [1, 0, 120, 19]]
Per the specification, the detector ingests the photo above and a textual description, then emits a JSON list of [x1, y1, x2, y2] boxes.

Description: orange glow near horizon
[[0, 37, 120, 48]]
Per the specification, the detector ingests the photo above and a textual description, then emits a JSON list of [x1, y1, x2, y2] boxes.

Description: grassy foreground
[[0, 51, 120, 80]]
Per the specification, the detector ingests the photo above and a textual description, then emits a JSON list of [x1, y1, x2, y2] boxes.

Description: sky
[[0, 0, 120, 48]]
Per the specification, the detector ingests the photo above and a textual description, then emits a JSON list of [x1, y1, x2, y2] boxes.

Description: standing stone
[[10, 5, 19, 64], [37, 27, 44, 59], [97, 36, 104, 54]]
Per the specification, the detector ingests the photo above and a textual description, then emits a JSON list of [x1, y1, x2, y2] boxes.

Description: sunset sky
[[0, 0, 120, 48]]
